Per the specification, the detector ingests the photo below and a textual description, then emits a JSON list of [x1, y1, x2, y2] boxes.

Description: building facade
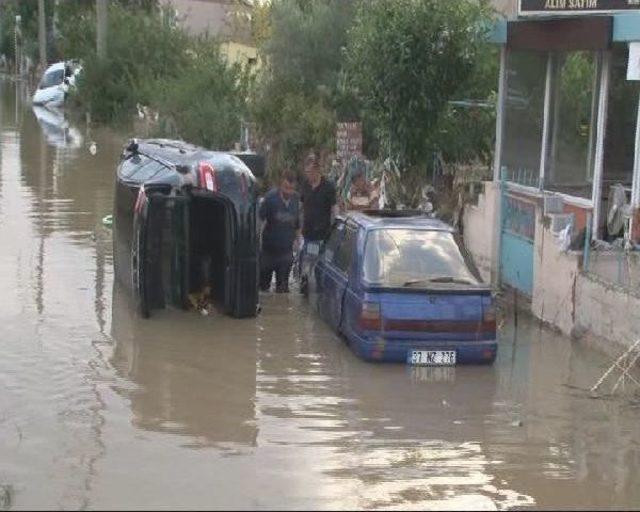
[[464, 1, 640, 353], [169, 0, 259, 68]]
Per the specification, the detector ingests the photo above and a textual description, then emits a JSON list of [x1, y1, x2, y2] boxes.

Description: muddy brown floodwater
[[1, 79, 640, 511]]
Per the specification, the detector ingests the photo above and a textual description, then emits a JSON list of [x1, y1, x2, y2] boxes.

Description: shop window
[[502, 51, 547, 187], [544, 51, 599, 199], [599, 45, 640, 237]]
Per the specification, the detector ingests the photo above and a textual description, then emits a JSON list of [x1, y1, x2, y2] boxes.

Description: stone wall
[[531, 219, 582, 337], [576, 274, 640, 353]]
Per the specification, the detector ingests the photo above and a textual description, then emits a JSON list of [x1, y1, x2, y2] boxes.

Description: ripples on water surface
[[0, 79, 640, 510]]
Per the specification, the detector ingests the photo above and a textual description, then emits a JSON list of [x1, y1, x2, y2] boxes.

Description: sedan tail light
[[359, 302, 382, 331], [482, 302, 497, 332], [198, 161, 218, 192]]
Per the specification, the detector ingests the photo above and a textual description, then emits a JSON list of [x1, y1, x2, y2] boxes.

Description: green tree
[[67, 3, 192, 121], [250, 0, 359, 174], [345, 0, 493, 173], [152, 39, 251, 150], [0, 0, 41, 64]]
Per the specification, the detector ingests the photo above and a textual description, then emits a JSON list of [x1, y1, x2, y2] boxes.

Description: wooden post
[[96, 0, 107, 59]]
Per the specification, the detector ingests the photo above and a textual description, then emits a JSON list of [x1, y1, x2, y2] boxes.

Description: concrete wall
[[462, 182, 499, 284], [220, 41, 259, 68], [531, 219, 582, 337], [576, 274, 640, 352], [172, 0, 229, 37]]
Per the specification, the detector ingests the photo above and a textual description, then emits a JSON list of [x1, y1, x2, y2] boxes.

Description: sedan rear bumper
[[347, 333, 497, 365]]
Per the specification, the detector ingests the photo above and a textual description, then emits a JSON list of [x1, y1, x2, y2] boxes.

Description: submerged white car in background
[[32, 61, 82, 109]]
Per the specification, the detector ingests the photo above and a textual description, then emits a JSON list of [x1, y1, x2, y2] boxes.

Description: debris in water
[[89, 141, 97, 155], [590, 339, 640, 396], [102, 214, 113, 227], [511, 420, 524, 427], [189, 286, 215, 316]]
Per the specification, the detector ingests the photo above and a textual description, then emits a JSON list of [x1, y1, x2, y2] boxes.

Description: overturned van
[[113, 139, 260, 318]]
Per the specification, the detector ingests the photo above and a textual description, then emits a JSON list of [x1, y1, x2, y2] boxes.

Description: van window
[[120, 155, 144, 179], [132, 160, 165, 182], [39, 69, 64, 89], [322, 222, 344, 263], [363, 229, 481, 287], [334, 226, 357, 274]]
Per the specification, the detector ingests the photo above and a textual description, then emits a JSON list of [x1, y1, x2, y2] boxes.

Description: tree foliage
[[0, 0, 48, 64], [67, 3, 191, 121], [152, 39, 251, 150], [345, 0, 493, 171], [250, 0, 359, 174]]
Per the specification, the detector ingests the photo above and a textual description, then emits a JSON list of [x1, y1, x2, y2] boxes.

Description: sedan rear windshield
[[39, 69, 64, 89], [363, 228, 481, 288]]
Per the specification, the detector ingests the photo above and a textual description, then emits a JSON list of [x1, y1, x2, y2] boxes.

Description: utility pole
[[96, 0, 107, 59], [14, 15, 21, 77], [38, 0, 46, 69]]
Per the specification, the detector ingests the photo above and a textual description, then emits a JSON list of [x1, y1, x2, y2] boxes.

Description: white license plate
[[408, 350, 456, 366]]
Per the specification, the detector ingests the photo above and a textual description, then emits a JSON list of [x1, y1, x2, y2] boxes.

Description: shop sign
[[336, 122, 362, 162], [520, 0, 640, 16]]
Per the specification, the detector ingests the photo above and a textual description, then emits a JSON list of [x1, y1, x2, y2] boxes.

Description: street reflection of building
[[110, 285, 259, 449], [486, 315, 640, 508], [465, 2, 640, 354]]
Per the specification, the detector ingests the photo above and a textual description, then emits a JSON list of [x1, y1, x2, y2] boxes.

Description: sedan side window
[[334, 227, 357, 274]]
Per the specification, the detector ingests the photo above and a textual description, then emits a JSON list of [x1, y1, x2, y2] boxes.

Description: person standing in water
[[298, 150, 337, 294], [259, 171, 300, 293]]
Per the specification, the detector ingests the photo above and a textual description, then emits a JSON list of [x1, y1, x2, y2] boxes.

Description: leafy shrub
[[69, 4, 191, 121], [152, 39, 250, 150]]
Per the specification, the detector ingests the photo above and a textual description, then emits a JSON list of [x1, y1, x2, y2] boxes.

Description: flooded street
[[1, 78, 640, 510]]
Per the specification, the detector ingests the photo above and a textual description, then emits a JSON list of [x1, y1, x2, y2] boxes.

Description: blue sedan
[[314, 211, 497, 365]]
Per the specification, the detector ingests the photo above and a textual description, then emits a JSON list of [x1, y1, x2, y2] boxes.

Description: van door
[[324, 224, 357, 332], [132, 187, 186, 317]]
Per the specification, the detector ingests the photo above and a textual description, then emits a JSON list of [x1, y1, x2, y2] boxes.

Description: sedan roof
[[345, 210, 454, 232]]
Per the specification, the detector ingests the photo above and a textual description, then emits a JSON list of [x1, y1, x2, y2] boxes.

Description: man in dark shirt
[[301, 152, 337, 242], [259, 172, 300, 293], [298, 151, 337, 294]]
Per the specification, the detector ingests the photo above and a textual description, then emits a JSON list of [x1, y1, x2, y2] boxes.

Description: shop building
[[464, 1, 640, 352]]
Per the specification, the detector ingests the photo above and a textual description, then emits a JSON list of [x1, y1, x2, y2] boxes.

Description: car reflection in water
[[330, 357, 535, 509], [32, 105, 83, 149], [110, 284, 259, 451]]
